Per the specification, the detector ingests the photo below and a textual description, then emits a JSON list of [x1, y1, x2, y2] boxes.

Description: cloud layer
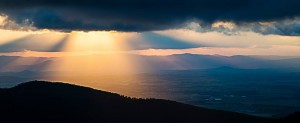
[[0, 0, 300, 35]]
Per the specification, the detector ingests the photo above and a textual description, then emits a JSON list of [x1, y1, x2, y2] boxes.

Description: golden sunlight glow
[[212, 21, 236, 29], [0, 30, 29, 46], [0, 56, 46, 72], [0, 15, 7, 26], [132, 45, 300, 56], [43, 31, 142, 90], [0, 29, 68, 50], [1, 28, 300, 97], [0, 29, 145, 96]]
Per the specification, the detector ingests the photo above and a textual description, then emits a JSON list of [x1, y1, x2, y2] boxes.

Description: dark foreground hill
[[270, 112, 300, 123], [0, 81, 270, 123]]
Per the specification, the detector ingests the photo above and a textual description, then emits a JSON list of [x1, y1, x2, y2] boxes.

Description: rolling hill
[[0, 81, 270, 123]]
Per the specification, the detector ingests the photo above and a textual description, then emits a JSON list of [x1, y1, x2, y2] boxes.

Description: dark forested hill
[[0, 81, 270, 123], [270, 112, 300, 123]]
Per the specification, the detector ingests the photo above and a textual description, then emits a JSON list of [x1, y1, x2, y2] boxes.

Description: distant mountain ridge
[[0, 81, 270, 123], [1, 54, 300, 73], [0, 54, 300, 72]]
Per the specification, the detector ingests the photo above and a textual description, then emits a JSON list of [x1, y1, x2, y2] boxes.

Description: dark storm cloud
[[0, 0, 300, 34], [251, 21, 300, 36], [189, 19, 300, 36]]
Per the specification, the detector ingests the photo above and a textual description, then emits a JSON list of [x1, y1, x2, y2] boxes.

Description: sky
[[1, 0, 300, 88], [0, 0, 300, 57]]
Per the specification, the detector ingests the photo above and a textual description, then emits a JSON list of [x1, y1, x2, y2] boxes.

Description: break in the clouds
[[0, 0, 300, 35]]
